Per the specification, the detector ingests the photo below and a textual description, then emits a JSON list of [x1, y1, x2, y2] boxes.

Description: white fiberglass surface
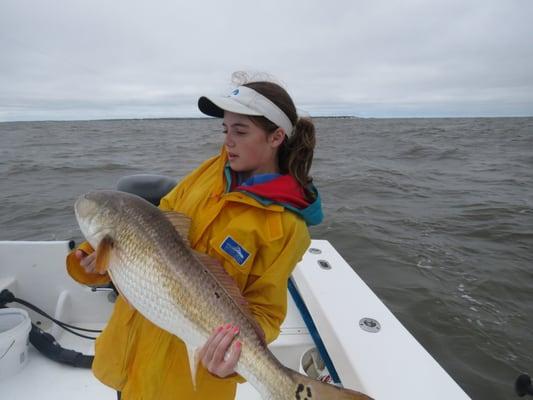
[[0, 241, 313, 399]]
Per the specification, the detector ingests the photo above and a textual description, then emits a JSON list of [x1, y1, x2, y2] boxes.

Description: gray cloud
[[1, 0, 532, 121]]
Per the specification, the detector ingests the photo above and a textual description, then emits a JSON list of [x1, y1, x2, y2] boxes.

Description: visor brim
[[198, 96, 263, 118]]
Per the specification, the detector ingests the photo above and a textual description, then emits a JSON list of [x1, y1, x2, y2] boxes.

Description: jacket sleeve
[[66, 241, 111, 286], [159, 182, 187, 212], [242, 217, 311, 345]]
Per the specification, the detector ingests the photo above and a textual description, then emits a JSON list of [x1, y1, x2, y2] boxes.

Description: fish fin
[[193, 250, 267, 346], [95, 235, 113, 274], [186, 345, 200, 390], [163, 211, 192, 245]]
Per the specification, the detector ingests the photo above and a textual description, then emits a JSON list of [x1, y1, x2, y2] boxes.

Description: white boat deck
[[0, 240, 471, 399]]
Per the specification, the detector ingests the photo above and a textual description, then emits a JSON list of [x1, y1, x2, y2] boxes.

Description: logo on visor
[[231, 88, 239, 96]]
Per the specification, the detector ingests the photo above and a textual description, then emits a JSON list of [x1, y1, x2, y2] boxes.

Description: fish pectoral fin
[[186, 345, 200, 390], [95, 235, 114, 274], [162, 211, 192, 245]]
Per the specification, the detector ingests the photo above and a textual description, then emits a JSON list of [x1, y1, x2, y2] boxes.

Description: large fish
[[75, 190, 373, 400]]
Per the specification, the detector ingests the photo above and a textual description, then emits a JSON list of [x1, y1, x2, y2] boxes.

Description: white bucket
[[0, 308, 31, 380]]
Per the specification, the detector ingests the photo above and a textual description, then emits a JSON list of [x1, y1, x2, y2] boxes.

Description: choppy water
[[1, 117, 532, 399]]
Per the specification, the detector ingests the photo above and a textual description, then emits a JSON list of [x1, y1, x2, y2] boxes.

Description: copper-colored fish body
[[75, 190, 373, 400]]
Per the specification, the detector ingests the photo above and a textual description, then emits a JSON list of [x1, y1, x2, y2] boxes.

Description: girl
[[67, 78, 322, 399]]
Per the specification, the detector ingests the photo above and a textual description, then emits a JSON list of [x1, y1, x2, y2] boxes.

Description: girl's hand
[[75, 250, 106, 274], [199, 323, 242, 378]]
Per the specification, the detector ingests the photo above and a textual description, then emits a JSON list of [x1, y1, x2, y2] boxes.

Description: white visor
[[198, 86, 294, 137]]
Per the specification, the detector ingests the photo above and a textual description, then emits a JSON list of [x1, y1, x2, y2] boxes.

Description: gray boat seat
[[116, 174, 178, 205]]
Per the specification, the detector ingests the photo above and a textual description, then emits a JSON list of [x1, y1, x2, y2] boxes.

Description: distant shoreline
[[1, 115, 532, 124]]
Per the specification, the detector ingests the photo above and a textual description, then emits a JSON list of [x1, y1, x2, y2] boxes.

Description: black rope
[[0, 289, 101, 340], [0, 289, 97, 368]]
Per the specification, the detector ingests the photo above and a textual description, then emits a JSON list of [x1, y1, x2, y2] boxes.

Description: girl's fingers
[[200, 323, 243, 378], [209, 337, 242, 377], [80, 251, 97, 273], [80, 252, 91, 269], [212, 325, 239, 363], [224, 340, 242, 369], [201, 325, 225, 363]]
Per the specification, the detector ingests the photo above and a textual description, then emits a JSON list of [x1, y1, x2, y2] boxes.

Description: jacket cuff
[[66, 241, 111, 286], [227, 373, 246, 384]]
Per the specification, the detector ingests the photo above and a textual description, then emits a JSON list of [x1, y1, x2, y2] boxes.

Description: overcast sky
[[1, 0, 532, 121]]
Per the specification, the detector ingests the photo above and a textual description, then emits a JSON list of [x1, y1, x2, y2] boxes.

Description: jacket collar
[[214, 147, 323, 226]]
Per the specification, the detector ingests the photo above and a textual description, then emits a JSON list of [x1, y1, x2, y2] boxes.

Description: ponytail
[[279, 118, 316, 201]]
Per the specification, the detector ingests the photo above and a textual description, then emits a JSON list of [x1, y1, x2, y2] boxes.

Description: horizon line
[[1, 114, 532, 124]]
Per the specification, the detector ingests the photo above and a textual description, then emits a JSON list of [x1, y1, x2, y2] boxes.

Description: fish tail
[[285, 367, 374, 400]]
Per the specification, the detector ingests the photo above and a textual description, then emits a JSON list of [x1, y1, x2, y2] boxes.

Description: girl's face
[[222, 111, 285, 180]]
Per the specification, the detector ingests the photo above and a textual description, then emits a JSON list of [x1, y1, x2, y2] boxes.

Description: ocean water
[[1, 117, 532, 399]]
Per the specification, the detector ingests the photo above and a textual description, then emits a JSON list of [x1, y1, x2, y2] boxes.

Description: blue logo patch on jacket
[[220, 236, 249, 266]]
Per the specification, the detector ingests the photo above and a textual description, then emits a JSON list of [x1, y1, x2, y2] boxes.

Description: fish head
[[74, 190, 121, 247]]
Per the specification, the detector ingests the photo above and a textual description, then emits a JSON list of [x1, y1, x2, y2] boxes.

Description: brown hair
[[243, 81, 316, 201]]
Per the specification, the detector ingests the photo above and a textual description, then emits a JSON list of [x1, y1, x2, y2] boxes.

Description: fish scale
[[75, 190, 373, 400]]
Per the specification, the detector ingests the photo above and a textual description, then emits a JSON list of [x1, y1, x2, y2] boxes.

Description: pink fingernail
[[233, 326, 239, 334], [236, 340, 242, 348], [224, 323, 232, 330]]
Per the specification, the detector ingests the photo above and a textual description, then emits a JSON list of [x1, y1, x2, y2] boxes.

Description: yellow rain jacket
[[66, 148, 322, 399]]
